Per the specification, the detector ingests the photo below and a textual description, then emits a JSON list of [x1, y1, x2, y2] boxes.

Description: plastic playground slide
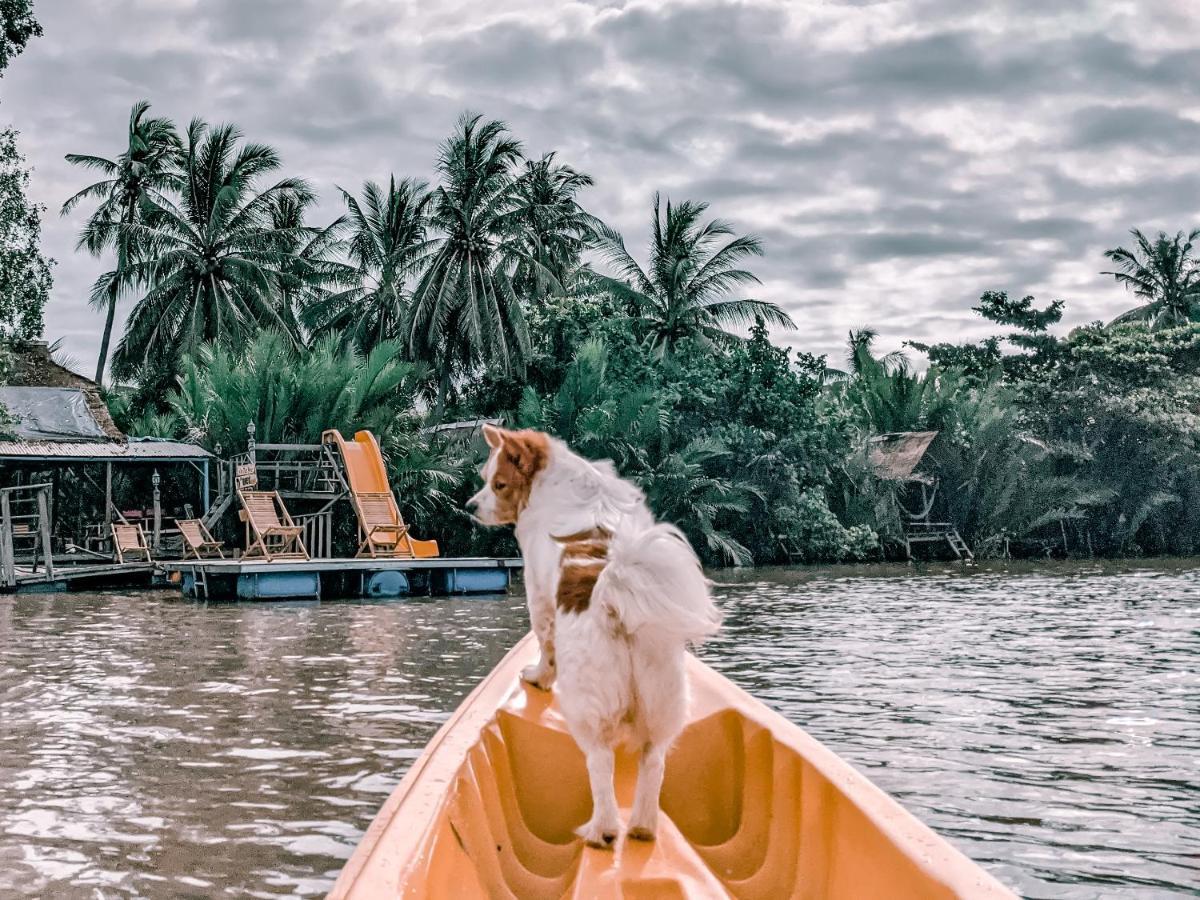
[[333, 430, 391, 495], [323, 429, 440, 558]]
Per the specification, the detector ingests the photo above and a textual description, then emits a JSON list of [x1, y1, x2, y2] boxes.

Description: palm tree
[[840, 328, 927, 434], [409, 113, 530, 421], [303, 176, 431, 352], [266, 191, 348, 338], [509, 152, 596, 302], [150, 330, 421, 450], [61, 100, 180, 384], [108, 119, 313, 381], [1103, 228, 1200, 329], [591, 193, 795, 356]]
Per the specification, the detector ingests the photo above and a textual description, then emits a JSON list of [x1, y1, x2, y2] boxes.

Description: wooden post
[[36, 486, 54, 580], [105, 461, 113, 524], [0, 492, 14, 588]]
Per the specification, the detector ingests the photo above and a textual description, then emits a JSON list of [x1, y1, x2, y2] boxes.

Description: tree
[[509, 152, 596, 302], [908, 291, 1063, 383], [0, 128, 51, 341], [409, 114, 530, 421], [0, 0, 41, 75], [1103, 228, 1200, 329], [304, 176, 431, 352], [124, 330, 422, 450], [61, 100, 181, 383], [108, 119, 313, 382], [591, 193, 795, 356]]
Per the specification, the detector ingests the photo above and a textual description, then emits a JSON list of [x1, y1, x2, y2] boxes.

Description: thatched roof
[[867, 431, 938, 483]]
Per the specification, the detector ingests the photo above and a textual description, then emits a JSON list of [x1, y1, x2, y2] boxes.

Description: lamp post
[[152, 468, 162, 551]]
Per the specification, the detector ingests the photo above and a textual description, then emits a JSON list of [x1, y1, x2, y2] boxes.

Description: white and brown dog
[[467, 425, 721, 847]]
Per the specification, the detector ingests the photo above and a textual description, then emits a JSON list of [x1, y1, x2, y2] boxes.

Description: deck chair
[[112, 523, 152, 563], [239, 491, 308, 561], [236, 461, 308, 561], [351, 491, 439, 559], [178, 519, 225, 560]]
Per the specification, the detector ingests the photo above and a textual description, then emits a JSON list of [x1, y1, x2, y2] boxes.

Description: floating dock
[[162, 556, 522, 601]]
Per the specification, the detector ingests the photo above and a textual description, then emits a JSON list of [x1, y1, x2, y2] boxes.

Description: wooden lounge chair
[[351, 491, 439, 559], [178, 519, 225, 560], [238, 491, 308, 562], [112, 523, 152, 564]]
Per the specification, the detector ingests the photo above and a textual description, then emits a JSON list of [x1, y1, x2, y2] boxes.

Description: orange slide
[[322, 429, 439, 558], [329, 633, 1014, 899]]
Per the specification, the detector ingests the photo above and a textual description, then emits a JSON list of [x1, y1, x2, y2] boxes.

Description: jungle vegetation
[[50, 98, 1200, 565]]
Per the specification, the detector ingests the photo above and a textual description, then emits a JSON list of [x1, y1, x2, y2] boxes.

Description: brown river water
[[0, 559, 1196, 898]]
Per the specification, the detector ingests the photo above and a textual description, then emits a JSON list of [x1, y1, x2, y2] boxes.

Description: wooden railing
[[295, 510, 334, 558]]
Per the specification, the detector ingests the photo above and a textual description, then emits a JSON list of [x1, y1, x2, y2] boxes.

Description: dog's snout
[[465, 495, 479, 511]]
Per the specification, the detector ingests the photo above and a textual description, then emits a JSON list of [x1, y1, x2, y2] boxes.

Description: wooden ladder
[[947, 528, 974, 560]]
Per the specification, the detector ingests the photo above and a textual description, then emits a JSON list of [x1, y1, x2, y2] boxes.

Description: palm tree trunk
[[434, 365, 451, 425], [95, 281, 118, 386]]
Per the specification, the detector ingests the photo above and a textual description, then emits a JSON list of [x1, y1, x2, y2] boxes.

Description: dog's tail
[[593, 523, 721, 643]]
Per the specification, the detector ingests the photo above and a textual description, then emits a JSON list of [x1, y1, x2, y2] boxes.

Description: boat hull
[[330, 634, 1013, 899]]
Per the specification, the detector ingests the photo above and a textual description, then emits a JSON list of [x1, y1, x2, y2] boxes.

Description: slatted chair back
[[178, 519, 224, 559], [357, 493, 399, 532], [240, 491, 286, 527], [112, 523, 151, 563]]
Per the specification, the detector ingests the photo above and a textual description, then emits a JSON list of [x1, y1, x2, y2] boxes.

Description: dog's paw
[[577, 819, 619, 850], [520, 662, 555, 691], [626, 825, 656, 842]]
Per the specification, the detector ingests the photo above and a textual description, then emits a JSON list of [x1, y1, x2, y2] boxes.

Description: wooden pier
[[162, 556, 522, 601]]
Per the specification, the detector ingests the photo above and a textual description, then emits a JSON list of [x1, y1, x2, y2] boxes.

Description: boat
[[329, 634, 1014, 899]]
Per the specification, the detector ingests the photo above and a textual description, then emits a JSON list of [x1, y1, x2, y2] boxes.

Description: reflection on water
[[0, 558, 1197, 898]]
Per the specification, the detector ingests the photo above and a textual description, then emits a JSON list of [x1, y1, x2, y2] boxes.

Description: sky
[[2, 0, 1199, 376]]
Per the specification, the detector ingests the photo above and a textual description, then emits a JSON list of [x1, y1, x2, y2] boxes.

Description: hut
[[0, 342, 211, 588], [866, 430, 973, 560]]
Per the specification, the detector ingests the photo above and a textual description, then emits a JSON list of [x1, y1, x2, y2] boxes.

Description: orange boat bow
[[329, 634, 1014, 899]]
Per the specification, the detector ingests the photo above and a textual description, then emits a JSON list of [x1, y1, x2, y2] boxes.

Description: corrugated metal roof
[[0, 437, 211, 461], [867, 431, 938, 482]]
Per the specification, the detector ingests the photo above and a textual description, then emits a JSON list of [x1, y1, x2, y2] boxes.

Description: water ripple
[[0, 558, 1196, 898]]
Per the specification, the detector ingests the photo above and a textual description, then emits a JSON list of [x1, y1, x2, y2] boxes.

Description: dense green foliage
[[55, 99, 1200, 565], [0, 3, 49, 346], [0, 0, 40, 76], [0, 128, 50, 341]]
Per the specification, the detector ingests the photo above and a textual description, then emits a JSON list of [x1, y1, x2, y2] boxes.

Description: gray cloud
[[0, 0, 1195, 371]]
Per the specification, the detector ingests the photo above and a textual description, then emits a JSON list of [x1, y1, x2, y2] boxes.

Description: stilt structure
[[867, 431, 973, 561]]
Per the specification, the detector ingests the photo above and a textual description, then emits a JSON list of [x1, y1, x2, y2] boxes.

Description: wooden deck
[[9, 560, 157, 592]]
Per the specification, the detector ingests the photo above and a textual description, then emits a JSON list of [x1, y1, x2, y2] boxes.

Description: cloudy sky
[[2, 0, 1198, 374]]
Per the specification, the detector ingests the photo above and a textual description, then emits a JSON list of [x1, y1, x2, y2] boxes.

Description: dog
[[467, 425, 721, 847]]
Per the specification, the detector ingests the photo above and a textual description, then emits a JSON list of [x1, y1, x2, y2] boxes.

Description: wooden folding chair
[[238, 490, 308, 561], [178, 519, 225, 560], [352, 492, 411, 558], [349, 491, 440, 559], [112, 523, 152, 563]]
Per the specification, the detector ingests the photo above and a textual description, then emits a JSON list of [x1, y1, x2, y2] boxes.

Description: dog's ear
[[504, 430, 549, 479], [482, 423, 505, 449]]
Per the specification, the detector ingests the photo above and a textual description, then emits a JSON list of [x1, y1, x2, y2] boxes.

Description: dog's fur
[[467, 425, 721, 847]]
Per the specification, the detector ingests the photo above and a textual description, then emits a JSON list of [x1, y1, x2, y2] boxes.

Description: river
[[0, 559, 1196, 898]]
